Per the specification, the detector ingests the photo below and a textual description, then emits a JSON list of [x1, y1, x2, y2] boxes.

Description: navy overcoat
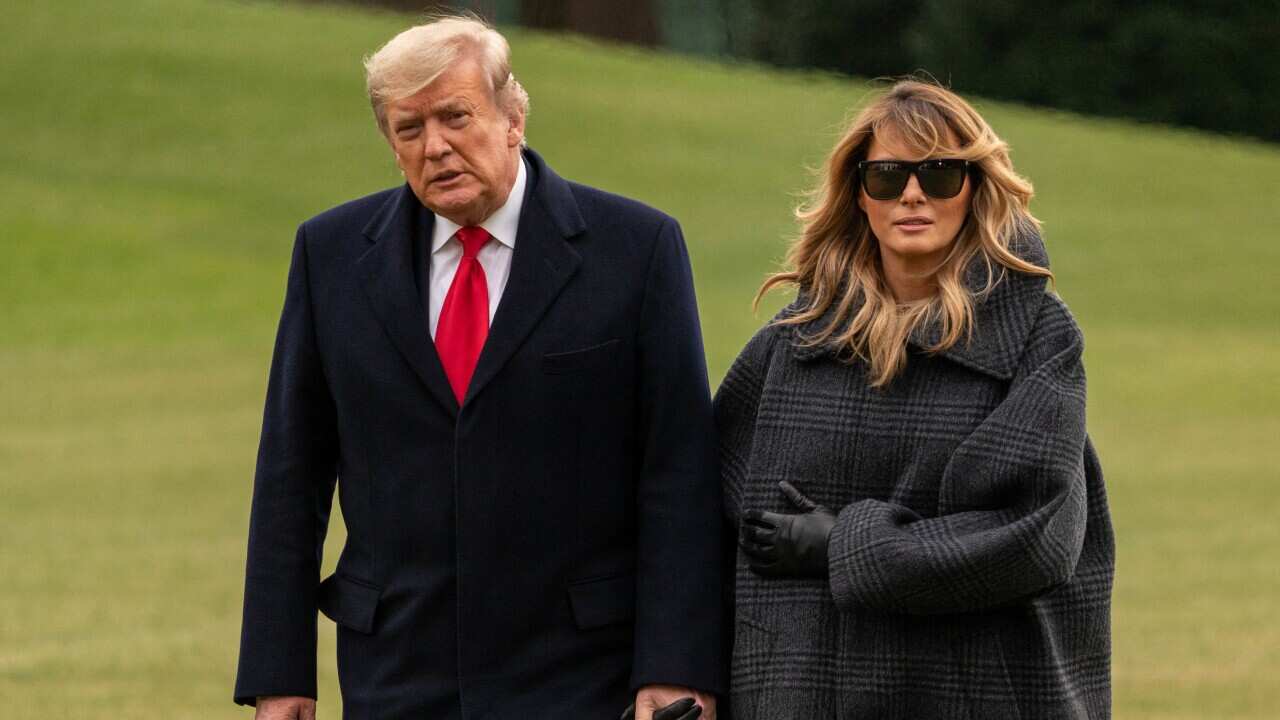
[[234, 149, 725, 718]]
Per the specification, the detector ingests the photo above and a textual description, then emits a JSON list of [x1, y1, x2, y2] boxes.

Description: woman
[[715, 80, 1114, 719]]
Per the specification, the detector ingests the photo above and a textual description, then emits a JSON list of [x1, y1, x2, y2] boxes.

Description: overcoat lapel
[[465, 149, 584, 405], [354, 150, 584, 413], [357, 185, 460, 417]]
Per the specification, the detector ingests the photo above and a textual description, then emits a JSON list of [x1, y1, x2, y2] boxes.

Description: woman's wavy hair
[[757, 79, 1052, 387]]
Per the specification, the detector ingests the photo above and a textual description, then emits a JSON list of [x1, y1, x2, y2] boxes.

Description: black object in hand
[[620, 697, 702, 720], [740, 480, 836, 578]]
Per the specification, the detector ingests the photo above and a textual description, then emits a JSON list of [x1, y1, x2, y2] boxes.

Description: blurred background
[[1, 0, 1277, 717]]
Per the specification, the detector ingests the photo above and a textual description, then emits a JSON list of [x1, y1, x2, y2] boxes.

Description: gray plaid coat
[[714, 240, 1114, 719]]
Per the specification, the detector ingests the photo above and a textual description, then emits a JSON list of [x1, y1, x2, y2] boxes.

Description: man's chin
[[421, 192, 483, 223]]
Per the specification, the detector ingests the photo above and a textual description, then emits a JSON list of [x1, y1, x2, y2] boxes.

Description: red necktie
[[435, 226, 491, 404]]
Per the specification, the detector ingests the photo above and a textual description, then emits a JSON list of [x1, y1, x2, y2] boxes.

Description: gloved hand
[[739, 480, 836, 578], [620, 697, 702, 720]]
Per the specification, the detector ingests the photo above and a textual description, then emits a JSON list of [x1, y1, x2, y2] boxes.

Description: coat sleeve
[[233, 225, 340, 705], [629, 217, 727, 696], [827, 295, 1092, 615]]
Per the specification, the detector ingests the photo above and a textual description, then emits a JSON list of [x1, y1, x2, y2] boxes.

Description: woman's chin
[[881, 231, 954, 263]]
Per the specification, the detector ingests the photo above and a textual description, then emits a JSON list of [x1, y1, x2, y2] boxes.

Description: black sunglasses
[[856, 159, 973, 201]]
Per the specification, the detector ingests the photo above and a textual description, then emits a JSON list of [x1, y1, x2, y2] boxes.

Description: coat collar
[[356, 147, 585, 415], [790, 229, 1050, 381], [464, 147, 584, 405]]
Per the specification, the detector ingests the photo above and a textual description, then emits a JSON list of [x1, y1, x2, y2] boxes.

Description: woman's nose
[[899, 173, 926, 204]]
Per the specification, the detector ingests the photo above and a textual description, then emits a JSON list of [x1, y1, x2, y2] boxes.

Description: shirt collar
[[430, 156, 527, 254]]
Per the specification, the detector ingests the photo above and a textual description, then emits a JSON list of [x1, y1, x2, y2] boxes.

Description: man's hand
[[740, 480, 836, 578], [622, 697, 702, 720], [631, 684, 717, 720], [254, 696, 315, 720]]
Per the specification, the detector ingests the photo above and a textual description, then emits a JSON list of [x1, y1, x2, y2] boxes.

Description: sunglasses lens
[[862, 165, 909, 200], [917, 162, 967, 199]]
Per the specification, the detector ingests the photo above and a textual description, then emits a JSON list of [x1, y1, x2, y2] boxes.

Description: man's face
[[384, 58, 524, 227]]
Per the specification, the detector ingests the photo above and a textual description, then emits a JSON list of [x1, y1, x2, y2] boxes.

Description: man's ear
[[506, 109, 526, 147]]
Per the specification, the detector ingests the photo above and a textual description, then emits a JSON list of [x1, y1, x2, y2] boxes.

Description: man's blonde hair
[[363, 16, 530, 137], [758, 79, 1052, 387]]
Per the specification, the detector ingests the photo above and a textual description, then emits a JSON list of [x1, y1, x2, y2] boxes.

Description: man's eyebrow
[[387, 111, 419, 126], [432, 97, 475, 113]]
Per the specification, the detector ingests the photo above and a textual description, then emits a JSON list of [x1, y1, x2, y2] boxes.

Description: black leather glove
[[740, 480, 836, 578], [620, 697, 702, 720]]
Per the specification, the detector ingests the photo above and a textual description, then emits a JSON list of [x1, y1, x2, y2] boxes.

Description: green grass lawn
[[2, 0, 1278, 717]]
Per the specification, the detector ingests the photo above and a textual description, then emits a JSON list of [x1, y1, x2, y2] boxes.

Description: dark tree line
[[298, 0, 660, 45], [300, 0, 1280, 142], [723, 0, 1280, 142]]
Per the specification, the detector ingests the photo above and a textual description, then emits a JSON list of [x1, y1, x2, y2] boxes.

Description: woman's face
[[857, 131, 973, 278]]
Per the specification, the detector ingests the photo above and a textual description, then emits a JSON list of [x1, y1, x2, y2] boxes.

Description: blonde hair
[[363, 15, 530, 137], [758, 79, 1052, 387]]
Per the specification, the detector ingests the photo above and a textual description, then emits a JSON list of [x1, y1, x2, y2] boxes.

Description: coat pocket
[[567, 573, 635, 630], [543, 339, 622, 374], [317, 573, 382, 635], [952, 616, 1022, 719], [731, 614, 780, 689], [729, 615, 780, 720]]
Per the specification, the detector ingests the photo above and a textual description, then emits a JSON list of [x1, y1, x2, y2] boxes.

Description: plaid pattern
[[715, 240, 1114, 719]]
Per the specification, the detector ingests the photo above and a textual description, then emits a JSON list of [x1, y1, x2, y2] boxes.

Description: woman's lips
[[894, 219, 933, 233]]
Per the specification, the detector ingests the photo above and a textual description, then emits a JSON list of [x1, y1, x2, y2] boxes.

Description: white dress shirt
[[427, 158, 527, 339]]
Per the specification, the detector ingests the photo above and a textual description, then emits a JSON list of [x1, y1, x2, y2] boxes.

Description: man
[[233, 16, 724, 720]]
